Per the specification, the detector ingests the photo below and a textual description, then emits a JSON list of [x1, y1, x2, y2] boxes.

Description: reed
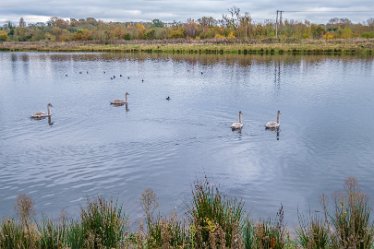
[[65, 221, 85, 249], [190, 177, 244, 248], [0, 177, 372, 248], [0, 194, 39, 249], [37, 217, 66, 249], [254, 206, 286, 249], [297, 213, 330, 249], [0, 218, 30, 249], [242, 217, 255, 249], [327, 178, 374, 249], [141, 188, 189, 248], [80, 196, 126, 249]]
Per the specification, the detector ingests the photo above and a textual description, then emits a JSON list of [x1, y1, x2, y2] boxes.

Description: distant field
[[1, 39, 374, 55]]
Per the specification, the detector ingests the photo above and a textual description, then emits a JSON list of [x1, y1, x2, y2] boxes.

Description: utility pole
[[275, 10, 284, 39], [275, 10, 279, 39]]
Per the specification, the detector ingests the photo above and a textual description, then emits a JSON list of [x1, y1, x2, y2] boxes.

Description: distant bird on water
[[166, 96, 170, 101], [31, 103, 53, 120], [111, 92, 129, 106], [231, 111, 243, 131], [265, 110, 281, 130]]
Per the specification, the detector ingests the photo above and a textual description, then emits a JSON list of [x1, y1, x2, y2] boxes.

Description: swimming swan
[[265, 110, 280, 129], [231, 111, 243, 130], [31, 103, 53, 120], [111, 92, 129, 106]]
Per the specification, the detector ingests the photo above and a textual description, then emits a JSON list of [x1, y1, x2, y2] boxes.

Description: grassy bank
[[0, 177, 373, 249], [1, 39, 374, 56]]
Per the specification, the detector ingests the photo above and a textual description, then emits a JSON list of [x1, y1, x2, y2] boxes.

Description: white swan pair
[[231, 110, 281, 130], [32, 93, 130, 120]]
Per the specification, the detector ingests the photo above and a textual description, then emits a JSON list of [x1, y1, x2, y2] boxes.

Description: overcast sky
[[1, 0, 374, 26]]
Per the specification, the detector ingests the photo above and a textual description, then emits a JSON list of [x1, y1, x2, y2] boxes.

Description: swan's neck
[[239, 113, 242, 123], [125, 94, 128, 103], [48, 106, 52, 116], [276, 111, 280, 124]]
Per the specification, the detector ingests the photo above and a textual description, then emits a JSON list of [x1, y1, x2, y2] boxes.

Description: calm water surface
[[1, 52, 374, 227]]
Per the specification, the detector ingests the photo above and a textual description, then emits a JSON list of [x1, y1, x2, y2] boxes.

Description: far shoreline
[[1, 39, 374, 56]]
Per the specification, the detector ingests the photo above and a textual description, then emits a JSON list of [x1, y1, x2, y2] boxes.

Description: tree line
[[0, 7, 374, 43]]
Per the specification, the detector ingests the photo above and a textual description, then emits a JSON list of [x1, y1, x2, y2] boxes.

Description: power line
[[281, 10, 374, 13]]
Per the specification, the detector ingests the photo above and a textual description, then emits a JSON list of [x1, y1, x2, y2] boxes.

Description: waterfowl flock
[[31, 69, 281, 136]]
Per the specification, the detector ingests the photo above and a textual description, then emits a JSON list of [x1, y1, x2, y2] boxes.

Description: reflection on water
[[48, 116, 53, 126], [274, 60, 281, 97], [0, 52, 374, 227]]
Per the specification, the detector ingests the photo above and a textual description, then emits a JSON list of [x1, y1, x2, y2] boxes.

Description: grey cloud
[[0, 0, 373, 25]]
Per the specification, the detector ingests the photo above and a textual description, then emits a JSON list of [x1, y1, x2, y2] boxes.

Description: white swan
[[231, 111, 243, 130], [265, 110, 280, 129], [111, 92, 129, 106], [31, 103, 53, 120]]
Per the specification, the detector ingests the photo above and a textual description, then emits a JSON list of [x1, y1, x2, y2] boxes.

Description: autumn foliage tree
[[2, 11, 373, 43]]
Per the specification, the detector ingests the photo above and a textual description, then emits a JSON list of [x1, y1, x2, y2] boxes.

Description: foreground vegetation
[[0, 177, 373, 248]]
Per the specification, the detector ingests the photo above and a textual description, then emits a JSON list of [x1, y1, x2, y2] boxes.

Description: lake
[[1, 52, 374, 227]]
